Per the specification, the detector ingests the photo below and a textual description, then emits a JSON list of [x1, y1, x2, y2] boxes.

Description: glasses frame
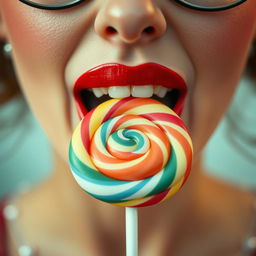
[[19, 0, 247, 11], [174, 0, 247, 12], [18, 0, 86, 10]]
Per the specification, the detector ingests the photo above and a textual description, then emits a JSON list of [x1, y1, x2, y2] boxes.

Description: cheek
[[173, 6, 256, 77], [0, 1, 101, 161], [0, 1, 95, 159], [0, 2, 100, 93], [167, 3, 256, 154], [1, 1, 80, 71]]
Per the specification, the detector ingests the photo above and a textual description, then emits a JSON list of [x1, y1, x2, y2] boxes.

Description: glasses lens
[[179, 0, 243, 8]]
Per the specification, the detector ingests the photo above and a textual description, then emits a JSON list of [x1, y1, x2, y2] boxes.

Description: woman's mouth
[[73, 63, 187, 119]]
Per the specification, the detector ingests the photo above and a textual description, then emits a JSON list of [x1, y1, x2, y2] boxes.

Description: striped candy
[[69, 98, 193, 207]]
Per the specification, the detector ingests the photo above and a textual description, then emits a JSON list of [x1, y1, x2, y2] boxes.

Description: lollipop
[[69, 97, 193, 207]]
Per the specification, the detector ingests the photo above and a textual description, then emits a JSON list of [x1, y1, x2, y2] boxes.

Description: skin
[[0, 0, 256, 255]]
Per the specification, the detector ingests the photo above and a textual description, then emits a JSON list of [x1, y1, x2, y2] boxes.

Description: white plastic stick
[[126, 207, 138, 256]]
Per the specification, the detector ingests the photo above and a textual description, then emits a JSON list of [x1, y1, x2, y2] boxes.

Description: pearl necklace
[[3, 199, 256, 256]]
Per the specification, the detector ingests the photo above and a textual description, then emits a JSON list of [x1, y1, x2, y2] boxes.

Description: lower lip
[[73, 63, 187, 118]]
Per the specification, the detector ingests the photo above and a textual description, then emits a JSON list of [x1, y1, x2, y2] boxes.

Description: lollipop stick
[[126, 207, 138, 256]]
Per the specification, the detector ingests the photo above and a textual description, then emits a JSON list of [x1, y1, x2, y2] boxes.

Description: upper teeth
[[91, 85, 171, 98]]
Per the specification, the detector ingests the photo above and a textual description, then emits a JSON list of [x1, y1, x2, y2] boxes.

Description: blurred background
[[204, 76, 256, 189], [0, 75, 255, 199], [0, 95, 52, 197]]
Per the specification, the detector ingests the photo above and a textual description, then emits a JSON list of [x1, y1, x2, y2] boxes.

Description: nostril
[[106, 26, 117, 35], [143, 26, 155, 35]]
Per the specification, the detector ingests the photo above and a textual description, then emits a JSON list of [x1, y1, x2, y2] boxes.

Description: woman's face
[[0, 0, 255, 161]]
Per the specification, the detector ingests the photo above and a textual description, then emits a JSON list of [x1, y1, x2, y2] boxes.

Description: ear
[[0, 9, 8, 41]]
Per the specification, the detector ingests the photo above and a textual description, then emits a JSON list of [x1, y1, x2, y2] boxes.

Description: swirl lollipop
[[69, 97, 193, 207]]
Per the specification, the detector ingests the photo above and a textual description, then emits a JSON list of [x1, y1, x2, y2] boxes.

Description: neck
[[41, 148, 205, 252], [13, 148, 254, 256], [48, 146, 203, 210], [13, 147, 206, 255]]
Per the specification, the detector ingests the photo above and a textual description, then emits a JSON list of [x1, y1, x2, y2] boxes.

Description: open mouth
[[73, 63, 187, 119], [80, 87, 180, 111]]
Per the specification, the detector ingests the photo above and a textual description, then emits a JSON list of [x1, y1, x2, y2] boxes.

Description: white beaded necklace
[[3, 199, 256, 256], [3, 203, 37, 256]]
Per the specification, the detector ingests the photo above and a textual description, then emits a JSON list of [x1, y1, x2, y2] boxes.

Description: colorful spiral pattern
[[69, 98, 193, 207]]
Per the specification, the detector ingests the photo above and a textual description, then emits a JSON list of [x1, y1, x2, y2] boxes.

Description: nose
[[94, 0, 167, 44]]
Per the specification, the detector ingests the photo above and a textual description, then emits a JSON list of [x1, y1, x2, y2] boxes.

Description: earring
[[3, 42, 12, 58]]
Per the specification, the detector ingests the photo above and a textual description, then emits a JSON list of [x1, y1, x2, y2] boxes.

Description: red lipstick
[[73, 63, 187, 118]]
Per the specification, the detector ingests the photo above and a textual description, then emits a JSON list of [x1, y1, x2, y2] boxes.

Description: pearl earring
[[3, 42, 12, 58]]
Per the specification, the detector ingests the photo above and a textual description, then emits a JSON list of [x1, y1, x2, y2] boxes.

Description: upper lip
[[73, 62, 187, 118]]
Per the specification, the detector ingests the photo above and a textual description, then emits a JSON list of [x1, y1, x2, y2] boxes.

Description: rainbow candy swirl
[[69, 98, 193, 207]]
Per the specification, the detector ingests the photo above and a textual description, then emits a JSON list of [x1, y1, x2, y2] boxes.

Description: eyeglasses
[[19, 0, 248, 11]]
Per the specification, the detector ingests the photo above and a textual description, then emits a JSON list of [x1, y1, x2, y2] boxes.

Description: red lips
[[73, 63, 187, 118]]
